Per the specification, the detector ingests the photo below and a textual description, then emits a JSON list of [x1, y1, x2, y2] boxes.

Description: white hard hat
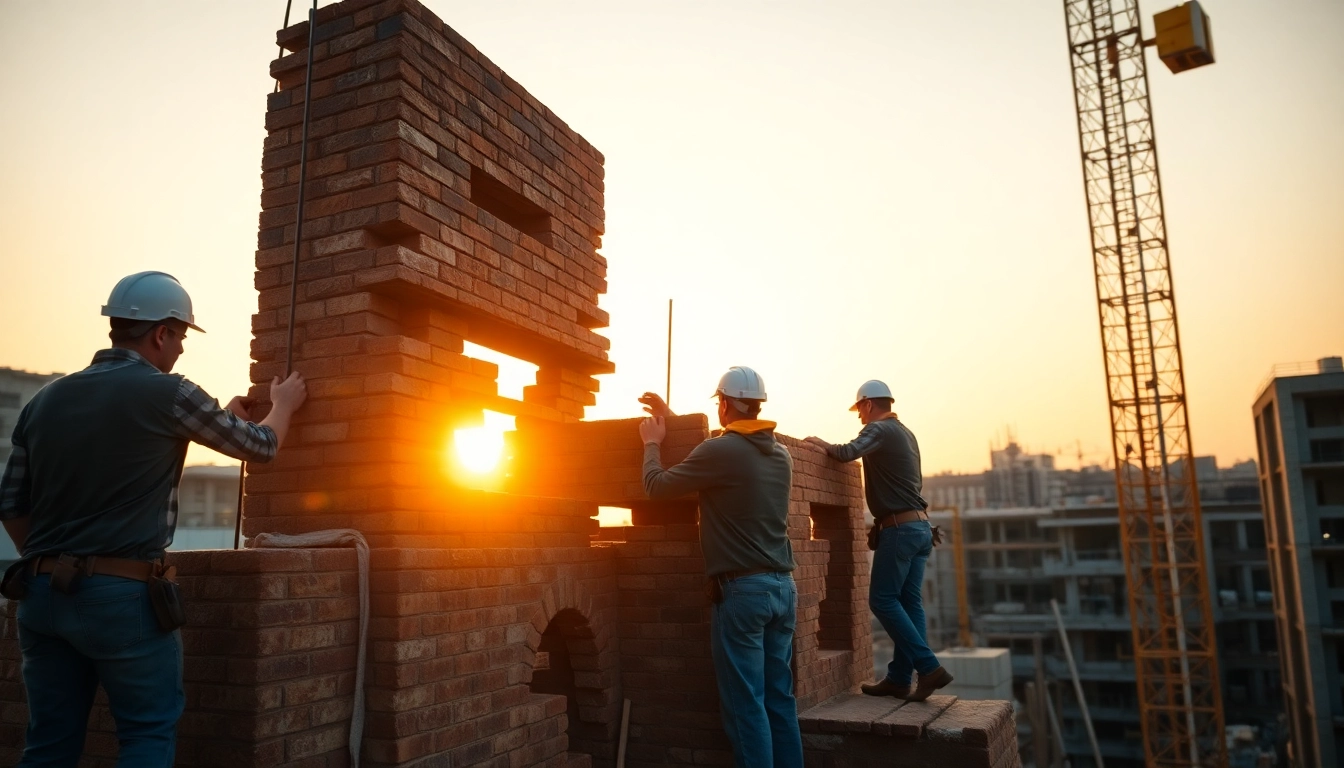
[[101, 271, 205, 332], [850, 379, 893, 411], [712, 366, 767, 402]]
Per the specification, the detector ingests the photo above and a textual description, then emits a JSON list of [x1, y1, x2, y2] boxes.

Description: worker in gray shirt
[[639, 366, 802, 768], [805, 380, 952, 702]]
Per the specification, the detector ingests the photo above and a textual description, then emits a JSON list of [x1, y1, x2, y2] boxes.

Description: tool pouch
[[866, 524, 880, 551], [147, 564, 186, 632], [51, 553, 84, 594], [705, 577, 724, 605], [0, 560, 28, 600], [931, 525, 944, 547]]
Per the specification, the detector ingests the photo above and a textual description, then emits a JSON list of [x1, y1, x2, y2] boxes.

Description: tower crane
[[1061, 1, 1223, 766]]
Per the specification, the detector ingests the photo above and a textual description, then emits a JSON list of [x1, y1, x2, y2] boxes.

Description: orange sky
[[0, 0, 1340, 475]]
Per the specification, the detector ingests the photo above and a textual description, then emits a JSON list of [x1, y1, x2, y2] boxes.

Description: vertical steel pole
[[236, 0, 318, 550], [665, 299, 673, 408]]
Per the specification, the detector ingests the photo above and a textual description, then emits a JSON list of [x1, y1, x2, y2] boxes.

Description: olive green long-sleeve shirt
[[642, 420, 795, 577]]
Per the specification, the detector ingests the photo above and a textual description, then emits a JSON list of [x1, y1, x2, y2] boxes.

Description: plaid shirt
[[0, 348, 277, 520]]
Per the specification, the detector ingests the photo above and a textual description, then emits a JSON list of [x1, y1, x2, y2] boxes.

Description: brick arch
[[525, 581, 622, 765]]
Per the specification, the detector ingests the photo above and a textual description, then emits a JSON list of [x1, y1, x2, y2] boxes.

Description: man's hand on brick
[[638, 392, 673, 419], [226, 396, 256, 421], [803, 436, 831, 452], [639, 415, 667, 446]]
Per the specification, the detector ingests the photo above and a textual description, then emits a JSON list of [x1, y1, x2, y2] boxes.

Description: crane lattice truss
[[1063, 1, 1226, 766]]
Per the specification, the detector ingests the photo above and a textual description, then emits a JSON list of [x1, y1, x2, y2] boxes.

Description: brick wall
[[1, 549, 362, 768]]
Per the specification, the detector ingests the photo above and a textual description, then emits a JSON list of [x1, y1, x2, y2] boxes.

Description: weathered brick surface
[[799, 693, 1021, 768]]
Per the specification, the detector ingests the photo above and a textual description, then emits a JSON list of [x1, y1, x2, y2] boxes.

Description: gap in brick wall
[[810, 502, 852, 652], [597, 506, 632, 527], [463, 341, 539, 400], [452, 410, 514, 484], [469, 166, 553, 246]]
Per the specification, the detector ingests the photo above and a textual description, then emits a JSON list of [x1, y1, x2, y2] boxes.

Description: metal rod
[[616, 698, 631, 767], [238, 0, 317, 550], [285, 2, 319, 377], [1043, 685, 1070, 768], [951, 504, 970, 647], [233, 461, 245, 549], [1051, 598, 1103, 768], [665, 299, 672, 408], [1033, 634, 1049, 768]]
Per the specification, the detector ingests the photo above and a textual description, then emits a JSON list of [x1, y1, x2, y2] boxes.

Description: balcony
[[974, 566, 1050, 581], [1043, 549, 1125, 576]]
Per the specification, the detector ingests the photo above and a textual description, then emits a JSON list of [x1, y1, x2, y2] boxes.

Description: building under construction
[[923, 457, 1279, 767]]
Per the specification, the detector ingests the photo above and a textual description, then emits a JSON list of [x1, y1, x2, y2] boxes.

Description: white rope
[[249, 529, 369, 768]]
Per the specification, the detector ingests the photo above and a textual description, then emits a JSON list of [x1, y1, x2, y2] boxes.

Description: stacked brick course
[[0, 0, 1019, 765]]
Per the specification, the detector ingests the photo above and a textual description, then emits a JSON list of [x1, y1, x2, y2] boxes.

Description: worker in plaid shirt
[[0, 271, 308, 767]]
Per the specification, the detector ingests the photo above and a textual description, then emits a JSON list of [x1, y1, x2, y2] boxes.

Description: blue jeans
[[16, 573, 184, 768], [710, 571, 804, 768], [870, 521, 940, 685]]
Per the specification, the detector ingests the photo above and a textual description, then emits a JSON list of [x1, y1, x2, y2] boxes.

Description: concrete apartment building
[[0, 367, 63, 467], [1253, 356, 1344, 768], [924, 451, 1277, 767]]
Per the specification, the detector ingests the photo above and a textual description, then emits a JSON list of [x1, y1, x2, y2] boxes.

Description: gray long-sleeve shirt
[[826, 416, 927, 516], [642, 422, 795, 577]]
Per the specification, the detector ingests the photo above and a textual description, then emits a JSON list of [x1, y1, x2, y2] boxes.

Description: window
[[1318, 474, 1344, 506], [1311, 439, 1344, 463], [1244, 522, 1266, 549], [1257, 621, 1278, 653], [1209, 521, 1239, 550], [1305, 395, 1344, 428]]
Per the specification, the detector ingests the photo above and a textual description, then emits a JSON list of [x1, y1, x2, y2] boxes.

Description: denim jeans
[[870, 520, 940, 685], [16, 573, 184, 768], [710, 571, 804, 768]]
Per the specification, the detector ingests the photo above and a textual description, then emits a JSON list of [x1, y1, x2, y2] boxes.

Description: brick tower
[[245, 0, 611, 546]]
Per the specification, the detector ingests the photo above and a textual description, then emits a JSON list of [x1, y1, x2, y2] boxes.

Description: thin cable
[[285, 1, 319, 376], [237, 0, 314, 550]]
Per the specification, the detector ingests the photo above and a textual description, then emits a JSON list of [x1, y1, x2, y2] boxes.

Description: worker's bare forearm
[[2, 517, 29, 554], [260, 408, 294, 450]]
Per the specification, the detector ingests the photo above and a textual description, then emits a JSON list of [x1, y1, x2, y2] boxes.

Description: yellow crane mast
[[1061, 1, 1224, 765]]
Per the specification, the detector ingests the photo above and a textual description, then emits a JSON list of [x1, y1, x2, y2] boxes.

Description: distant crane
[[1061, 1, 1223, 766]]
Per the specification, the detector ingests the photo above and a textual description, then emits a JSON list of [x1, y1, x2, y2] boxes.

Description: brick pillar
[[245, 0, 612, 545]]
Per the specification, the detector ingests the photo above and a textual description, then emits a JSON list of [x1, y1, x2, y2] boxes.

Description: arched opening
[[530, 608, 614, 763]]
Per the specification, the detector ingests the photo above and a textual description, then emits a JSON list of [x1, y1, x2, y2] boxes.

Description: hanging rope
[[250, 529, 370, 768]]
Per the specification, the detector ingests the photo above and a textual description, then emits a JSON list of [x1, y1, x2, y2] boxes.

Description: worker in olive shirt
[[804, 380, 952, 702], [638, 366, 802, 768], [0, 271, 308, 768]]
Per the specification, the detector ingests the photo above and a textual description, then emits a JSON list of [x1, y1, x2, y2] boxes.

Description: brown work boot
[[860, 678, 912, 698], [903, 667, 953, 702]]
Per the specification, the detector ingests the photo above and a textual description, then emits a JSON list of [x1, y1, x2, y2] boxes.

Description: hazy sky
[[1, 0, 1340, 475]]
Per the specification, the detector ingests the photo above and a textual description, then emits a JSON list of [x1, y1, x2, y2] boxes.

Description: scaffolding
[[1062, 1, 1226, 765]]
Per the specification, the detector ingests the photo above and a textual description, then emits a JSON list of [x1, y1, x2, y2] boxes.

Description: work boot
[[860, 678, 912, 698], [902, 667, 953, 702]]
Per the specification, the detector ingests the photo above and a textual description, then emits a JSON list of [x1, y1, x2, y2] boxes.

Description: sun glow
[[451, 411, 515, 476]]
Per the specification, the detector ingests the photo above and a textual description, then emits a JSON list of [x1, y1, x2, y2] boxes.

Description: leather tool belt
[[1, 553, 186, 632], [867, 510, 942, 551], [873, 509, 929, 531], [705, 566, 785, 605]]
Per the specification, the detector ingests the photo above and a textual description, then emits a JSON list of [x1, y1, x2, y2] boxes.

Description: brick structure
[[0, 0, 1018, 765]]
